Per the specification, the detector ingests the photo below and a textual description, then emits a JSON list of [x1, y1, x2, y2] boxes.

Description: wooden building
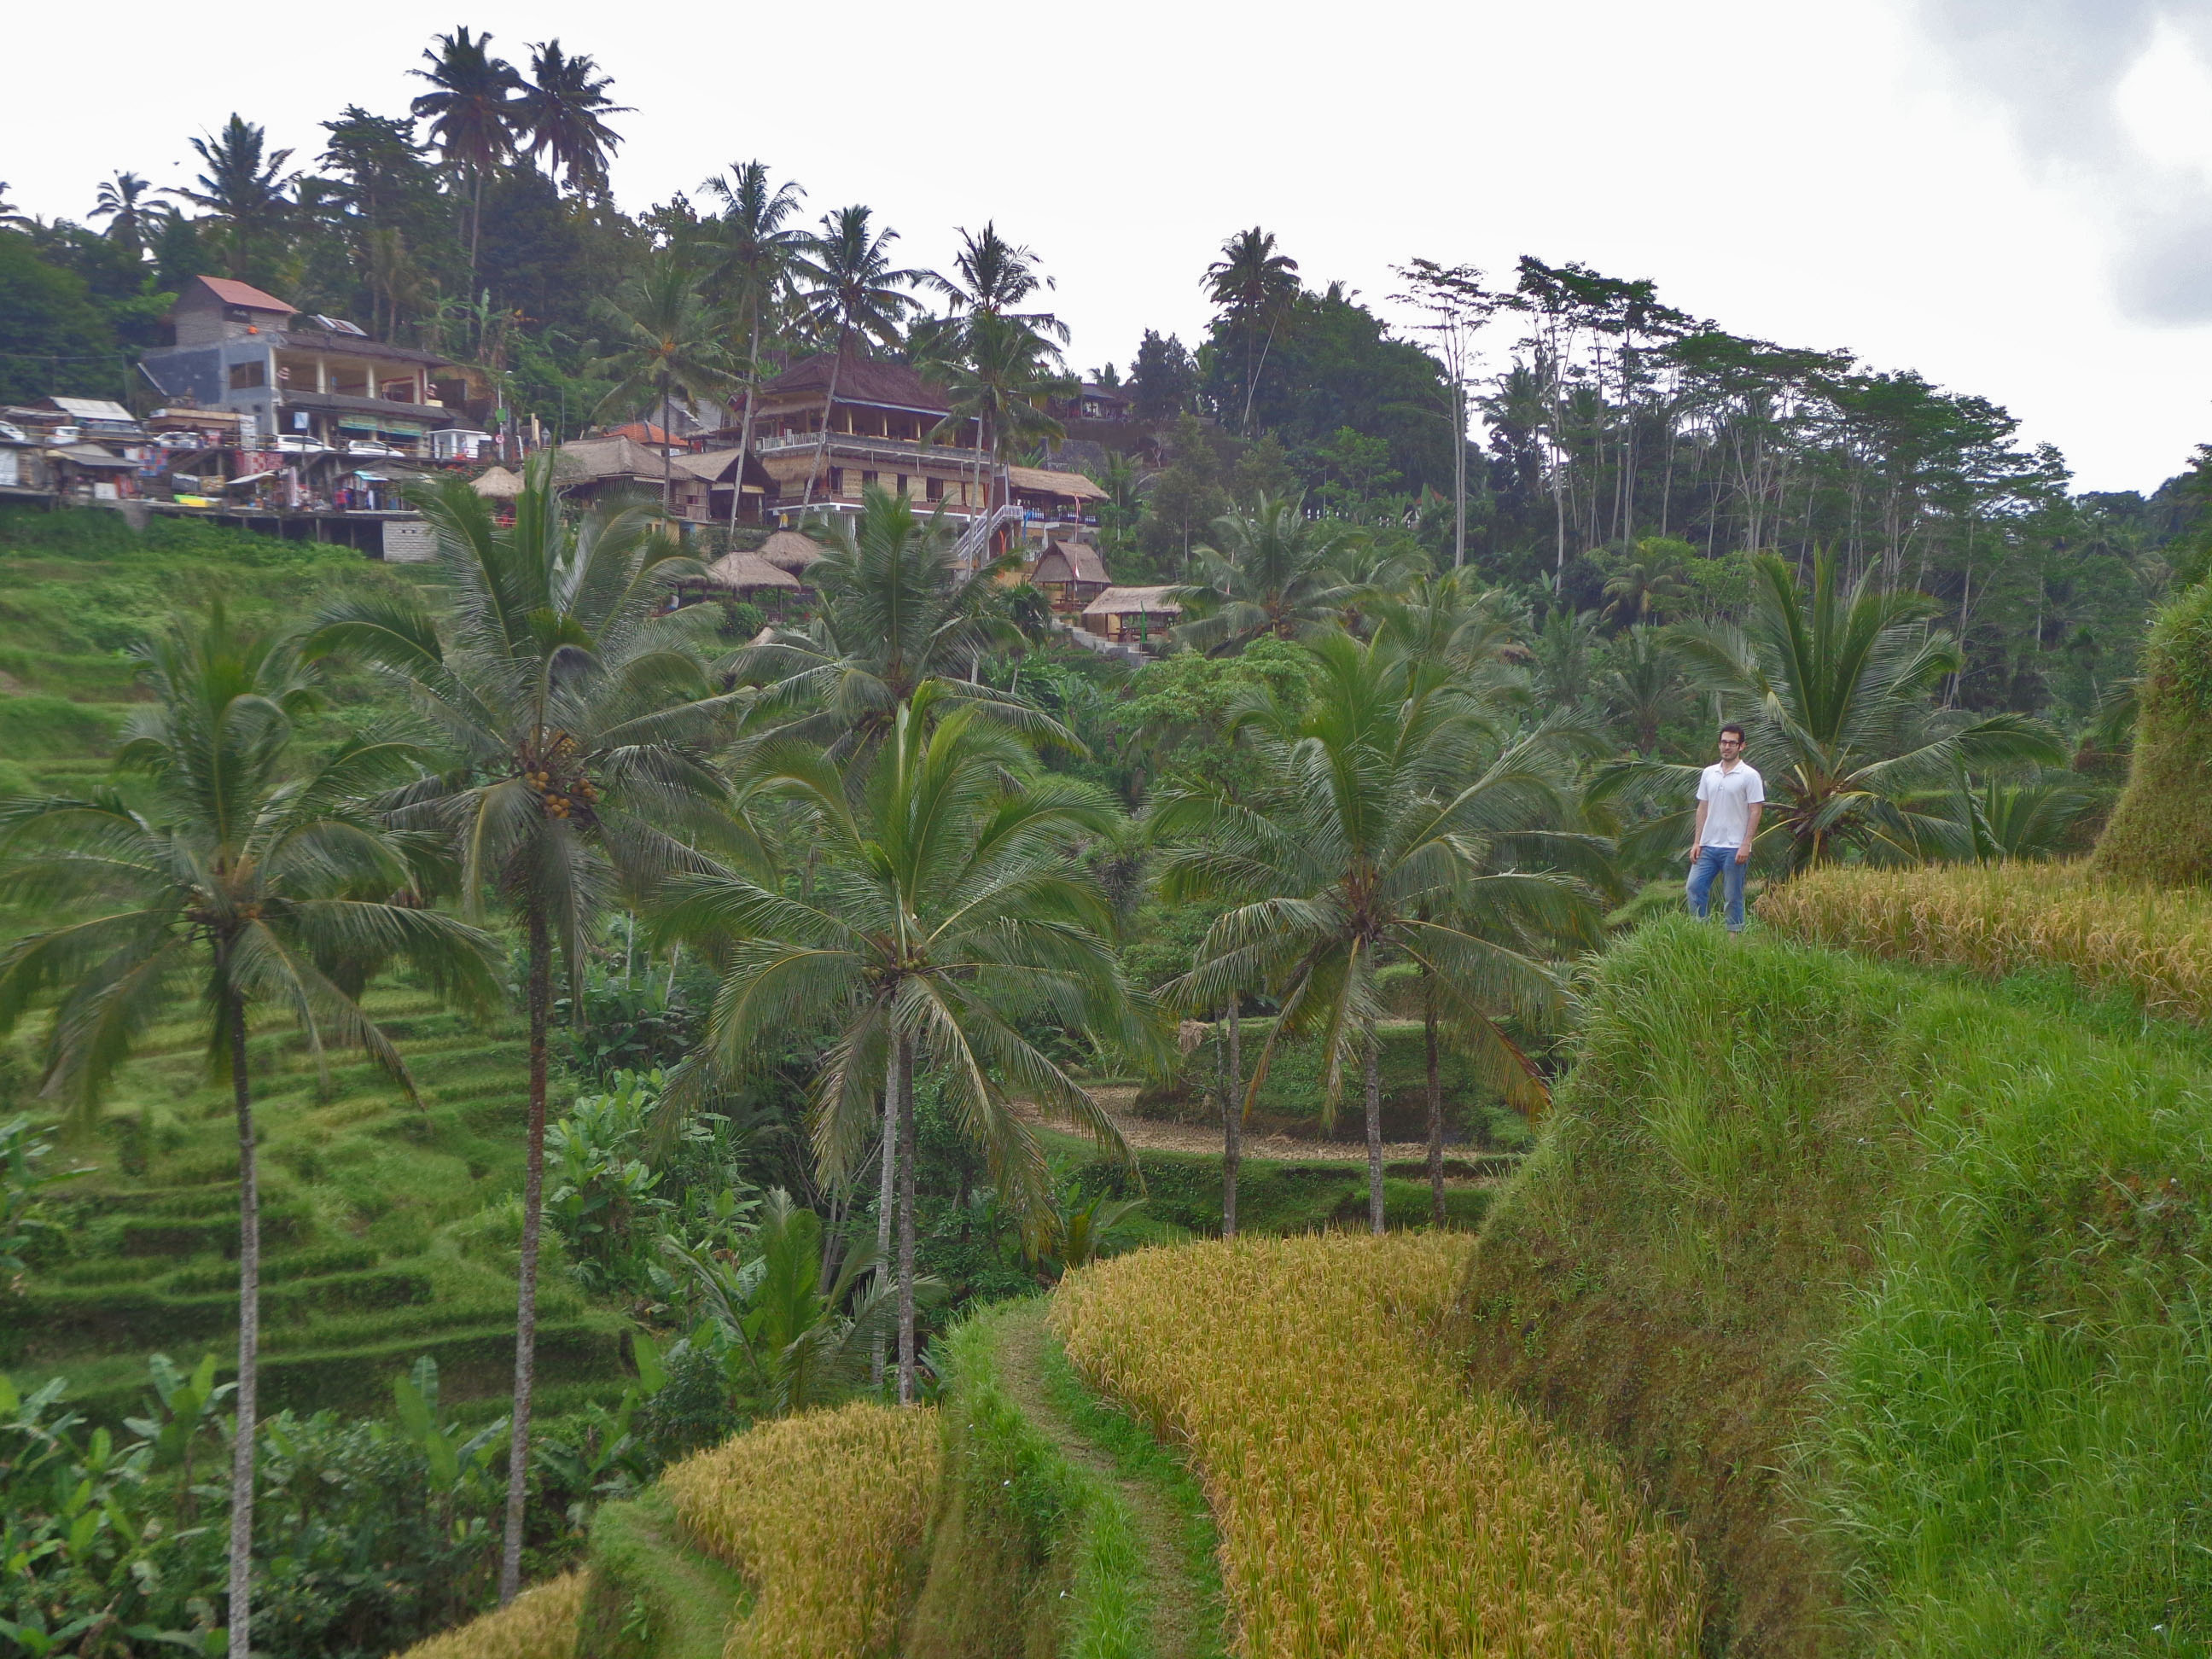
[[1080, 585, 1182, 652], [1030, 538, 1112, 611]]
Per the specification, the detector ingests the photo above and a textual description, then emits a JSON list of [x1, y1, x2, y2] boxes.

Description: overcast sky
[[12, 0, 2212, 493]]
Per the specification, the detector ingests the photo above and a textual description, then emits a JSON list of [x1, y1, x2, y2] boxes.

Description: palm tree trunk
[[469, 167, 485, 288], [498, 909, 550, 1604], [800, 330, 847, 511], [730, 313, 762, 534], [224, 987, 259, 1659], [870, 1038, 898, 1388], [1424, 976, 1445, 1228], [1221, 1004, 1241, 1238], [661, 369, 674, 518], [894, 1033, 918, 1405], [1364, 1040, 1385, 1237]]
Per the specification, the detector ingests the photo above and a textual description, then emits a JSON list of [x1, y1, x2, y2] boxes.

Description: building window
[[229, 360, 266, 391], [925, 477, 943, 502], [860, 470, 879, 490], [829, 467, 845, 496], [895, 474, 908, 496]]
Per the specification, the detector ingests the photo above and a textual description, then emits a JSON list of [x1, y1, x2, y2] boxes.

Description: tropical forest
[[4, 22, 2212, 1659]]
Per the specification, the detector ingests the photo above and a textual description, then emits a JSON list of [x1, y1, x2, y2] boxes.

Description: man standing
[[1687, 723, 1762, 932]]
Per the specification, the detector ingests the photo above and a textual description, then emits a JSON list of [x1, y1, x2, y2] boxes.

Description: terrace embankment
[[1464, 916, 2212, 1654]]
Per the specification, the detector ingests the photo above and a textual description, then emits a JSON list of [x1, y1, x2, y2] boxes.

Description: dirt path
[[1016, 1084, 1494, 1174], [990, 1300, 1220, 1659]]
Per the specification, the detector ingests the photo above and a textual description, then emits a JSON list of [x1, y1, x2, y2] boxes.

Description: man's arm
[[1689, 799, 1708, 862], [1736, 801, 1761, 863]]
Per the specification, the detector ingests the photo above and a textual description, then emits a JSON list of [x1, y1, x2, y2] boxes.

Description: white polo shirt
[[1697, 760, 1764, 848]]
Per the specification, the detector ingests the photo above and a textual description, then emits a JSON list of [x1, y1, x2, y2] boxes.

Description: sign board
[[381, 519, 437, 563]]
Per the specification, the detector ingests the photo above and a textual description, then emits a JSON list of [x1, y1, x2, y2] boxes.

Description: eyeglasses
[[1717, 736, 1743, 748]]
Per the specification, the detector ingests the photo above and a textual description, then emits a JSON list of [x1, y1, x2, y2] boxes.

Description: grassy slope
[[1464, 917, 2212, 1656]]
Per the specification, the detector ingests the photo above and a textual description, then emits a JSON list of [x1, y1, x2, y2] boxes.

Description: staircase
[[952, 503, 1025, 571]]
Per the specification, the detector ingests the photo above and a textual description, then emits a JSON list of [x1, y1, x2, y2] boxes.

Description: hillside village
[[4, 19, 2212, 1659]]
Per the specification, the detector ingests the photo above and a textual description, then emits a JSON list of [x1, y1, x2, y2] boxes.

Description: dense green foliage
[[1465, 920, 2212, 1655]]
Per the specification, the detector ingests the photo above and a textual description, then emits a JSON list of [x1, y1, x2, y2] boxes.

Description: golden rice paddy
[[1050, 1233, 1702, 1658], [392, 1570, 585, 1659], [1759, 860, 2212, 1022], [661, 1400, 941, 1659]]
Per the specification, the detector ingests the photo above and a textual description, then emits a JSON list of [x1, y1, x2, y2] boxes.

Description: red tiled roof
[[190, 276, 294, 314]]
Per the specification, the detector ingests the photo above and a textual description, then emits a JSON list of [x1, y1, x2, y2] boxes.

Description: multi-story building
[[137, 276, 457, 461], [722, 352, 1107, 557]]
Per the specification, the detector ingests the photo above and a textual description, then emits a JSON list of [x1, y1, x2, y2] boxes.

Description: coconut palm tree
[[0, 608, 500, 1659], [1601, 625, 1679, 755], [789, 207, 923, 509], [927, 311, 1077, 472], [304, 457, 740, 1602], [1172, 494, 1371, 655], [1154, 632, 1601, 1232], [924, 223, 1068, 343], [591, 253, 738, 512], [90, 172, 156, 257], [410, 26, 522, 282], [731, 484, 1058, 758], [513, 39, 629, 197], [697, 161, 808, 531], [1603, 550, 2065, 871], [1204, 226, 1300, 434], [655, 690, 1135, 1402], [171, 116, 295, 277]]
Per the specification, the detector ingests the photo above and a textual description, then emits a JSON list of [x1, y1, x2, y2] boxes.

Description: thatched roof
[[701, 550, 803, 592], [1007, 464, 1108, 503], [471, 465, 523, 499], [760, 529, 828, 573], [1033, 538, 1110, 587], [764, 352, 950, 415], [668, 449, 747, 482], [553, 436, 667, 483], [1082, 585, 1182, 620]]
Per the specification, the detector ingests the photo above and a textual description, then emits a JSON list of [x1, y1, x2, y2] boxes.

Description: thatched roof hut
[[701, 549, 804, 594], [471, 465, 523, 499], [760, 528, 828, 575]]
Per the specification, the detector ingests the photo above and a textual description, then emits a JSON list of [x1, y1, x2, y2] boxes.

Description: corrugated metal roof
[[191, 276, 294, 313], [46, 398, 137, 424]]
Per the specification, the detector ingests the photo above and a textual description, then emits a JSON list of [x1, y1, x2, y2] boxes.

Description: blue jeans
[[1686, 845, 1748, 929]]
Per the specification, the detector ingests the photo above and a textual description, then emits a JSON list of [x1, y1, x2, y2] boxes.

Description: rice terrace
[[6, 9, 2212, 1656]]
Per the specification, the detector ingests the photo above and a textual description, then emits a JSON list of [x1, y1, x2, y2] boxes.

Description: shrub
[[1051, 1234, 1702, 1659], [661, 1400, 940, 1659], [1759, 859, 2212, 1024]]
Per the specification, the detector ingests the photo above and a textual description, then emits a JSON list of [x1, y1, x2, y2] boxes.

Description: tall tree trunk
[[469, 167, 485, 288], [800, 330, 847, 510], [1452, 379, 1468, 570], [498, 909, 550, 1604], [1423, 976, 1445, 1228], [730, 312, 761, 534], [895, 1033, 918, 1405], [870, 1039, 898, 1388], [661, 368, 673, 517], [224, 985, 259, 1659], [1220, 1003, 1242, 1238], [1365, 1040, 1385, 1237]]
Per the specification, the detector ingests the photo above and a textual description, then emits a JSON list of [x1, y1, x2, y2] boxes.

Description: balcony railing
[[752, 431, 987, 468]]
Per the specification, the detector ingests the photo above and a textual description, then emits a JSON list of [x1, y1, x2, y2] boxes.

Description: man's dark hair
[[1719, 722, 1747, 742]]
